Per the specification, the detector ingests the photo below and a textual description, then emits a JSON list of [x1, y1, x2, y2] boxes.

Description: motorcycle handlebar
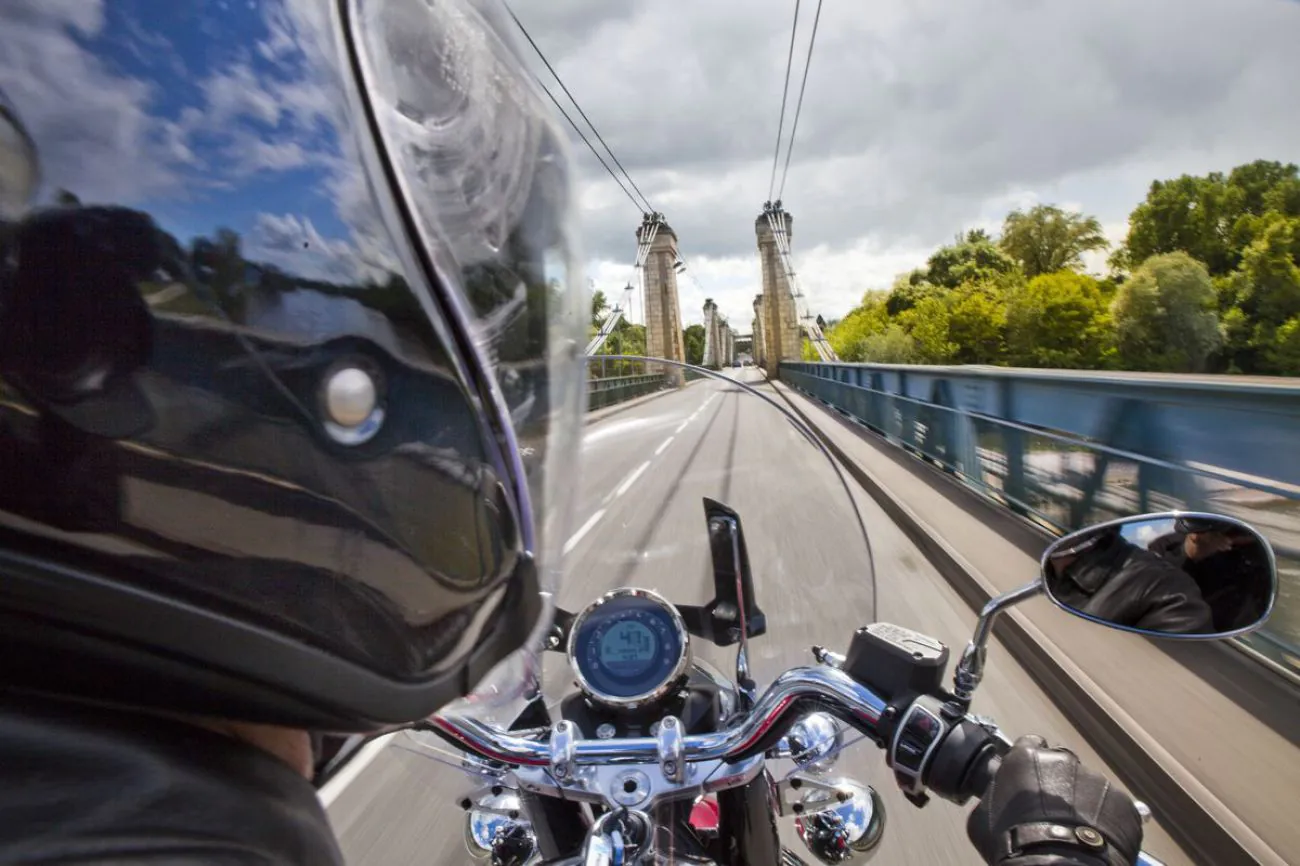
[[428, 664, 887, 768], [432, 665, 1167, 866]]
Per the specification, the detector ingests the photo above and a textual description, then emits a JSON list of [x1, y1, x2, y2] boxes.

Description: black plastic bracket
[[678, 498, 767, 646]]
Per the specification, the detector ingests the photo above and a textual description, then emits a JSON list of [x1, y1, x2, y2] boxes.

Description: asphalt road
[[325, 369, 1192, 865]]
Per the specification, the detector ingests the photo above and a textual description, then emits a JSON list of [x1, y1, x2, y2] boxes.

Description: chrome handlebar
[[433, 663, 1169, 866], [428, 664, 887, 769]]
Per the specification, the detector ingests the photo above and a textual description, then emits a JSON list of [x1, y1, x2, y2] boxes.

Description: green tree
[[1000, 205, 1107, 278], [925, 233, 1019, 290], [682, 323, 706, 366], [1267, 317, 1300, 374], [1117, 161, 1300, 277], [858, 325, 917, 363], [191, 227, 248, 319], [1005, 271, 1110, 368], [1118, 174, 1235, 275], [1220, 215, 1300, 373], [946, 283, 1007, 364], [1228, 160, 1300, 215], [828, 292, 891, 360], [594, 320, 648, 375], [899, 296, 956, 363], [1111, 252, 1222, 372], [885, 270, 937, 316], [591, 288, 609, 326]]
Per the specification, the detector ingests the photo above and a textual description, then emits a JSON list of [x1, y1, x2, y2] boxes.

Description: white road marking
[[564, 508, 607, 554], [613, 461, 651, 499], [318, 733, 397, 808], [572, 389, 720, 554]]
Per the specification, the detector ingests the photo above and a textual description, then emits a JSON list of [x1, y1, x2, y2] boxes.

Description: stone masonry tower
[[755, 209, 802, 373], [641, 219, 685, 383], [703, 298, 721, 368], [751, 294, 767, 370]]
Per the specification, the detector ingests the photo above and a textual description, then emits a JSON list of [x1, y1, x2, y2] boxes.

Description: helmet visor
[[350, 0, 587, 718]]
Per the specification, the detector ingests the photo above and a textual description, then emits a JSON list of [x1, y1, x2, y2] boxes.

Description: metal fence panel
[[782, 362, 1300, 677]]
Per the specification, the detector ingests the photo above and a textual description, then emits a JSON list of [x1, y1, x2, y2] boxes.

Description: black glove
[[967, 735, 1142, 866]]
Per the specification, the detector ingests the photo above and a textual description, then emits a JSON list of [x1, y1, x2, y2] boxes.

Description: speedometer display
[[600, 620, 659, 673], [567, 588, 690, 708]]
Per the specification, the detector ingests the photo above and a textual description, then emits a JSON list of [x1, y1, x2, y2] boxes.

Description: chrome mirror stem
[[952, 580, 1043, 709]]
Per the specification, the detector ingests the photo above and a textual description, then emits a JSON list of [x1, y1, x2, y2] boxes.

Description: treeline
[[827, 159, 1300, 375], [589, 290, 710, 374]]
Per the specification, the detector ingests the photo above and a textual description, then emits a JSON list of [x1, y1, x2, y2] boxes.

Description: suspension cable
[[508, 5, 657, 214], [768, 0, 801, 202], [776, 0, 824, 201]]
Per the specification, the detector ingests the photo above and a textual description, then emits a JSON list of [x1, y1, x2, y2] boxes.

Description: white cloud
[[510, 0, 1300, 320], [201, 62, 283, 128], [0, 0, 185, 204], [250, 211, 355, 273]]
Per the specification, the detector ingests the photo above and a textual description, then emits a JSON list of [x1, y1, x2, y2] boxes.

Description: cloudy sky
[[513, 0, 1300, 328], [2, 0, 1296, 336]]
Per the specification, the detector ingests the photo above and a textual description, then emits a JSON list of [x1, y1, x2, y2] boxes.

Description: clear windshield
[[440, 358, 875, 726]]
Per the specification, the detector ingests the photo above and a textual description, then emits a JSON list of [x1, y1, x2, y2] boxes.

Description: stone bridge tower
[[641, 219, 686, 384], [756, 208, 802, 373]]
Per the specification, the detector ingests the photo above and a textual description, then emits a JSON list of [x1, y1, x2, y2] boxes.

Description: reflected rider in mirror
[[1147, 517, 1271, 632], [1046, 527, 1213, 634]]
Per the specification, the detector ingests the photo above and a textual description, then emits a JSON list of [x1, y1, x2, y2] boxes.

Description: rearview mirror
[[1041, 512, 1276, 638]]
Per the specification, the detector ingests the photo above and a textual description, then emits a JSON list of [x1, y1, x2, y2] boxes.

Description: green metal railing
[[586, 373, 668, 411], [782, 361, 1300, 677]]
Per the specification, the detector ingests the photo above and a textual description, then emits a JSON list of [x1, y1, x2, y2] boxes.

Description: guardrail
[[586, 373, 668, 411], [780, 361, 1300, 676]]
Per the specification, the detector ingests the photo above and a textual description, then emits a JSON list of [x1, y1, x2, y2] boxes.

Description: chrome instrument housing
[[565, 587, 692, 710]]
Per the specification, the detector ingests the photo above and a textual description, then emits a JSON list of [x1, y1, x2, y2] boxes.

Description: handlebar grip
[[925, 718, 1004, 804], [965, 751, 1001, 801]]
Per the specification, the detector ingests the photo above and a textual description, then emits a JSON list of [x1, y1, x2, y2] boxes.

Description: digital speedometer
[[567, 588, 690, 709]]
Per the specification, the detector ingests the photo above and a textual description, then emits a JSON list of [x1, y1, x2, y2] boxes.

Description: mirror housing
[[1041, 512, 1277, 639]]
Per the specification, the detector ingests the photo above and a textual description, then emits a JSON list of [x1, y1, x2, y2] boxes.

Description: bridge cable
[[776, 0, 824, 202], [768, 0, 802, 202], [508, 5, 657, 215]]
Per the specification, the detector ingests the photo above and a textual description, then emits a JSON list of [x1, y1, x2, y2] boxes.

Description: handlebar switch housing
[[843, 623, 948, 702], [887, 694, 949, 807]]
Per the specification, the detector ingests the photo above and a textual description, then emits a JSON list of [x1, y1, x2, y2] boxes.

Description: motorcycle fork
[[715, 769, 783, 866]]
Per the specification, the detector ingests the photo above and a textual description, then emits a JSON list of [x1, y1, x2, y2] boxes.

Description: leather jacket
[[1148, 532, 1268, 632], [1054, 534, 1213, 634], [0, 693, 344, 865]]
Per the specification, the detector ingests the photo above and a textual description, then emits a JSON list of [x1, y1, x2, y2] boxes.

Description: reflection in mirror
[[1041, 513, 1276, 638]]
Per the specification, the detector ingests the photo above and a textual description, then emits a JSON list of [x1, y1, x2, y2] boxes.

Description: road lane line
[[654, 437, 674, 456], [318, 733, 397, 808], [613, 461, 651, 499], [675, 421, 690, 434], [564, 508, 606, 554]]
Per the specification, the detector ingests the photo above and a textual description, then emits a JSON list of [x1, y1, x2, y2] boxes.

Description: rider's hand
[[967, 735, 1142, 866]]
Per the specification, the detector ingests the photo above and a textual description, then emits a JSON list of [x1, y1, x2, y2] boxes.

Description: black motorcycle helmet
[[0, 0, 585, 732]]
